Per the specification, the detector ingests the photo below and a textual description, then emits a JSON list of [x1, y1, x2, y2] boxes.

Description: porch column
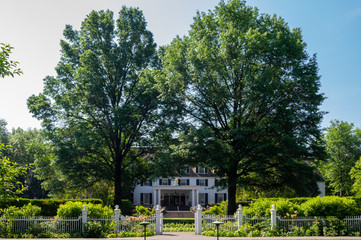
[[195, 188, 199, 205], [191, 189, 195, 206], [158, 189, 161, 205], [153, 189, 156, 206]]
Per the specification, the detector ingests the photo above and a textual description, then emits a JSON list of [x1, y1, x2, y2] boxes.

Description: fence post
[[237, 204, 243, 227], [195, 204, 203, 235], [114, 205, 120, 233], [82, 205, 87, 232], [156, 204, 163, 235], [270, 205, 277, 230]]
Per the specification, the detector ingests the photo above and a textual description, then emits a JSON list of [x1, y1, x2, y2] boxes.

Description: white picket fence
[[0, 204, 163, 235], [195, 204, 361, 235]]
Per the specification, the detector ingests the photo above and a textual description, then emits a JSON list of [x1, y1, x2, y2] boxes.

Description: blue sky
[[1, 0, 361, 131]]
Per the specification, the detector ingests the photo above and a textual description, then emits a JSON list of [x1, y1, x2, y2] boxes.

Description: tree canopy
[[158, 0, 325, 214], [320, 120, 361, 196], [27, 7, 166, 206], [0, 138, 27, 197]]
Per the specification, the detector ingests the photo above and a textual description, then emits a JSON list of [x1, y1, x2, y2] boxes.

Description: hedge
[[163, 218, 194, 224], [243, 196, 361, 218], [120, 199, 132, 216], [0, 198, 102, 216]]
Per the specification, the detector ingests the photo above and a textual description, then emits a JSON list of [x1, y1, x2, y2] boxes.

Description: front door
[[162, 191, 189, 206]]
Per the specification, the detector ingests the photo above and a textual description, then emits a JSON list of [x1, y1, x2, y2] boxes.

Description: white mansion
[[133, 167, 227, 208]]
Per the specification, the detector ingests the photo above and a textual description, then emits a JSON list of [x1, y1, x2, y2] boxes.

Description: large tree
[[320, 120, 361, 196], [28, 7, 164, 206], [158, 0, 325, 214]]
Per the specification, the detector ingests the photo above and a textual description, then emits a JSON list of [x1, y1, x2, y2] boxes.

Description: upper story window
[[196, 179, 208, 186], [141, 181, 152, 186], [179, 168, 190, 175], [179, 179, 189, 186], [196, 167, 207, 174], [159, 178, 171, 185]]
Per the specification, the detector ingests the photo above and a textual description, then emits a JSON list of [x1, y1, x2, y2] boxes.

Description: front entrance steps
[[163, 205, 194, 218], [163, 211, 194, 218]]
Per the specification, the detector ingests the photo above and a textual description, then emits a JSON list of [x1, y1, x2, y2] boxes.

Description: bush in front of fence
[[0, 198, 103, 216], [203, 201, 227, 215], [0, 203, 41, 217], [202, 216, 360, 237], [243, 196, 361, 218], [301, 196, 359, 218], [134, 205, 155, 216], [84, 220, 111, 238], [202, 221, 282, 237], [57, 201, 113, 218], [163, 222, 194, 232], [244, 198, 299, 217]]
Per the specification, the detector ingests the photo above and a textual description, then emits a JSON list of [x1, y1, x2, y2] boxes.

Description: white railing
[[0, 204, 163, 235], [0, 216, 82, 234], [202, 214, 239, 232]]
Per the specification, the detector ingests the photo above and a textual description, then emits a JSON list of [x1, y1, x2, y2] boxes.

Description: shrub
[[57, 201, 83, 218], [57, 201, 112, 218], [120, 199, 132, 216], [243, 198, 299, 217], [0, 198, 102, 216], [163, 218, 194, 224], [203, 204, 224, 215], [1, 203, 41, 217], [83, 221, 105, 238], [300, 196, 359, 218], [134, 205, 155, 216]]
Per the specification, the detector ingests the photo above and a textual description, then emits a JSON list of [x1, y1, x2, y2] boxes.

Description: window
[[180, 168, 190, 174], [196, 167, 207, 174], [159, 178, 170, 185], [140, 193, 153, 205], [199, 193, 208, 205], [196, 179, 208, 186], [142, 181, 152, 186], [215, 193, 227, 203], [179, 179, 189, 186]]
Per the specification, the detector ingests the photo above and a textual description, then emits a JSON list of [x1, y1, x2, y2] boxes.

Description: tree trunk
[[227, 160, 238, 215], [114, 159, 122, 208], [227, 181, 237, 215]]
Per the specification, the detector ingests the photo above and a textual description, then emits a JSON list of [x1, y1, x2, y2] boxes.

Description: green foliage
[[27, 6, 165, 207], [83, 221, 110, 238], [351, 157, 361, 196], [243, 196, 360, 218], [1, 203, 41, 217], [134, 205, 155, 216], [318, 120, 361, 196], [57, 201, 112, 218], [0, 140, 27, 197], [0, 220, 13, 238], [159, 0, 325, 215], [163, 222, 194, 232], [301, 196, 359, 218], [163, 218, 194, 224], [120, 199, 132, 216], [0, 198, 102, 216], [0, 43, 22, 78], [204, 204, 224, 216], [6, 128, 49, 199], [244, 198, 299, 217]]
